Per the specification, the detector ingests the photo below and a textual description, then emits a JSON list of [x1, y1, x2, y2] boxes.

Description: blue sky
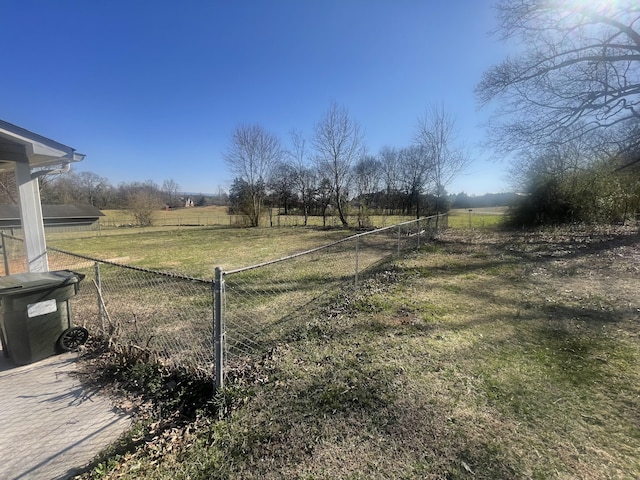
[[1, 0, 511, 196]]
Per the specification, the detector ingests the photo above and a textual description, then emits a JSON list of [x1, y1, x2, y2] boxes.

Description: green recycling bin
[[0, 270, 87, 366]]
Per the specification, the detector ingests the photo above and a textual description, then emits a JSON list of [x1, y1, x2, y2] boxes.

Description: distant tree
[[128, 190, 163, 227], [398, 145, 430, 218], [224, 124, 282, 227], [313, 102, 364, 226], [0, 171, 17, 203], [378, 146, 402, 214], [315, 177, 334, 227], [286, 129, 317, 226], [161, 178, 181, 208], [477, 1, 640, 164], [269, 161, 297, 215], [39, 170, 113, 207], [194, 195, 208, 207], [40, 170, 81, 204], [452, 192, 472, 209], [115, 180, 162, 210], [415, 105, 469, 216], [76, 172, 111, 207], [209, 189, 229, 206], [353, 155, 382, 227], [228, 177, 266, 224], [353, 155, 382, 202]]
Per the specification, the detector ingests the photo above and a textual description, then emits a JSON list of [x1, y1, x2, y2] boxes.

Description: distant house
[[0, 205, 104, 232]]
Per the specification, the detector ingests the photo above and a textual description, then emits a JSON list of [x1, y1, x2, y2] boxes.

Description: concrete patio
[[0, 347, 130, 480]]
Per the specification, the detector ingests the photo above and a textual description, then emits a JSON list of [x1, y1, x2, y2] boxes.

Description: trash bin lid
[[0, 270, 83, 296]]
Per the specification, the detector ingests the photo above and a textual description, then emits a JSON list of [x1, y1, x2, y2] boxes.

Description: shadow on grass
[[438, 227, 640, 266], [174, 229, 639, 479]]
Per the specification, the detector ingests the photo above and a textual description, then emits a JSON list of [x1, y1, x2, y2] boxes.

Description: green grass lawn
[[75, 227, 640, 479]]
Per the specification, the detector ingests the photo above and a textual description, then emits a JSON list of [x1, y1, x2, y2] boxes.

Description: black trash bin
[[0, 270, 87, 365]]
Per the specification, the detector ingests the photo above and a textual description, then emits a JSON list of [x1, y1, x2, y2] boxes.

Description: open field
[[76, 226, 640, 479], [47, 213, 441, 277], [97, 206, 417, 231], [48, 227, 357, 277], [448, 207, 508, 230]]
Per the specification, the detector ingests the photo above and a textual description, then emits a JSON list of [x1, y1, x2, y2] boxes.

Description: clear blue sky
[[1, 0, 511, 196]]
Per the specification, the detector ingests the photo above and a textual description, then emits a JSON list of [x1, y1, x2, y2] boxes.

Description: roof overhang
[[0, 119, 85, 173]]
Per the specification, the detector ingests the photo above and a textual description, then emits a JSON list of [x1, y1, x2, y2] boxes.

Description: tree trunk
[[335, 190, 349, 226]]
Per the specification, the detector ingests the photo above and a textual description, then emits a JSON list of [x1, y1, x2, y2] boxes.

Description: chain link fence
[[0, 232, 214, 374], [0, 214, 447, 388], [0, 232, 28, 275], [48, 250, 215, 375], [216, 214, 447, 388]]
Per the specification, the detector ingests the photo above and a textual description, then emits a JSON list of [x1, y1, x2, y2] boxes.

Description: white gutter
[[31, 161, 71, 179]]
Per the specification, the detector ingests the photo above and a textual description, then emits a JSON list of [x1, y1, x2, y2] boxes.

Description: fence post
[[417, 218, 421, 250], [1, 232, 9, 275], [214, 267, 225, 390], [95, 262, 105, 335], [397, 225, 401, 255], [355, 236, 359, 287]]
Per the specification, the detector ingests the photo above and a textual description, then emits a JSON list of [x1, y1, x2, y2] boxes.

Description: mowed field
[[448, 207, 508, 229], [48, 209, 447, 277], [96, 206, 419, 230], [72, 221, 640, 479], [49, 226, 356, 278]]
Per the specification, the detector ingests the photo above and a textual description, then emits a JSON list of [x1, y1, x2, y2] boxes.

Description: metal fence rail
[[0, 214, 447, 388]]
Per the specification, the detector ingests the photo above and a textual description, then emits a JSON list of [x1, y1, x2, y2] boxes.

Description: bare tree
[[312, 102, 364, 227], [379, 146, 402, 213], [286, 129, 317, 226], [0, 171, 17, 203], [315, 177, 334, 227], [224, 124, 282, 227], [477, 1, 640, 163], [40, 170, 114, 208], [415, 105, 469, 214], [509, 133, 592, 191], [162, 178, 181, 208], [40, 171, 80, 204], [398, 145, 430, 218], [353, 155, 382, 226], [76, 171, 111, 207], [268, 161, 296, 221], [128, 190, 163, 227], [353, 155, 382, 201]]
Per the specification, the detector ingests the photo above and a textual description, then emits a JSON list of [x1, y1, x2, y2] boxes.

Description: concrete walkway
[[0, 347, 131, 480]]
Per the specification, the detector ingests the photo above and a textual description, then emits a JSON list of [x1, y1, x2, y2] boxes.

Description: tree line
[[0, 102, 470, 229], [0, 170, 225, 227], [225, 102, 469, 227]]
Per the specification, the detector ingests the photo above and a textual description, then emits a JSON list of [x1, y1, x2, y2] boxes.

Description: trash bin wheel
[[57, 327, 89, 352]]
